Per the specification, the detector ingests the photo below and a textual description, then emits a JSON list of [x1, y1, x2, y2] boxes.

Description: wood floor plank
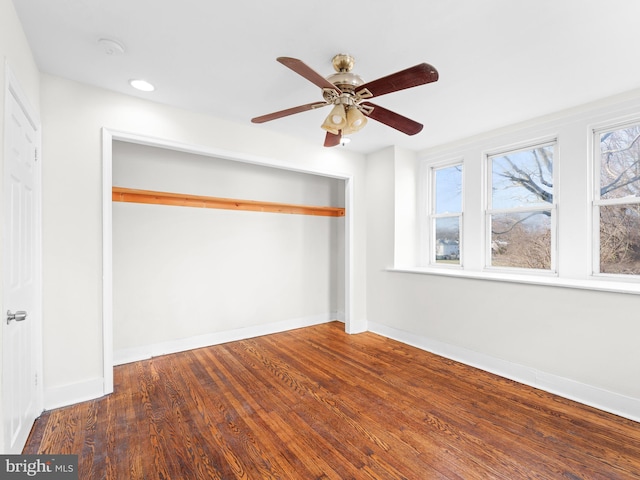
[[258, 331, 543, 478], [23, 322, 640, 479], [294, 327, 637, 478]]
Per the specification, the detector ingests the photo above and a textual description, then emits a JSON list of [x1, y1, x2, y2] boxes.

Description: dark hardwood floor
[[24, 322, 640, 479]]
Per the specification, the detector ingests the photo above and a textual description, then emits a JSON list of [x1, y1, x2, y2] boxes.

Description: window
[[430, 163, 463, 266], [487, 142, 556, 271], [594, 123, 640, 275], [413, 92, 640, 292]]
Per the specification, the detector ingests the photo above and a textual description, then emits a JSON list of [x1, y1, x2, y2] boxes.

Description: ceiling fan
[[251, 54, 439, 147]]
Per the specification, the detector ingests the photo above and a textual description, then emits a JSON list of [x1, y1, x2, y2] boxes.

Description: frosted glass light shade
[[343, 107, 368, 135], [321, 104, 347, 134]]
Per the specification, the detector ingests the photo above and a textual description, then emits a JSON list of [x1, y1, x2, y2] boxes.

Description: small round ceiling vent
[[98, 38, 125, 55]]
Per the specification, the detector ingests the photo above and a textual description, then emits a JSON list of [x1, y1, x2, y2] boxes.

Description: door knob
[[6, 310, 27, 324]]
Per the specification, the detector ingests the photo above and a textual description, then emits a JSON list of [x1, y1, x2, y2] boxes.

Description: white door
[[2, 80, 42, 453]]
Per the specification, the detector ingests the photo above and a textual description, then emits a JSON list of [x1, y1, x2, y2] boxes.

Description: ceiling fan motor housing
[[326, 54, 364, 93], [326, 72, 365, 92]]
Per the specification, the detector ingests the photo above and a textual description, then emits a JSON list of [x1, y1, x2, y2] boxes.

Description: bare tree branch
[[601, 131, 640, 156], [498, 155, 553, 203], [532, 148, 553, 188], [600, 130, 640, 196]]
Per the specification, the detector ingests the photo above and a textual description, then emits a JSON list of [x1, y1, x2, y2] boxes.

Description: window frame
[[428, 160, 464, 268], [484, 140, 558, 274], [592, 120, 640, 279]]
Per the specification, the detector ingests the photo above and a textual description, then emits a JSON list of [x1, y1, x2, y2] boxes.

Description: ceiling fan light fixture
[[343, 107, 368, 135], [321, 104, 347, 134]]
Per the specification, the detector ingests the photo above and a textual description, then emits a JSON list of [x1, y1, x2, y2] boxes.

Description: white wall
[[367, 92, 640, 421], [40, 74, 367, 408], [112, 142, 345, 363], [0, 0, 41, 453]]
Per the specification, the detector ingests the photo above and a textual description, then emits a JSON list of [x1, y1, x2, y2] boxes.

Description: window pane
[[599, 125, 640, 200], [435, 217, 460, 264], [491, 146, 553, 209], [599, 204, 640, 274], [491, 211, 551, 269], [435, 165, 462, 214]]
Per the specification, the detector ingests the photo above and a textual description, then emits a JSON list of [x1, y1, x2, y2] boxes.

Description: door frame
[[101, 128, 356, 394], [2, 64, 44, 452]]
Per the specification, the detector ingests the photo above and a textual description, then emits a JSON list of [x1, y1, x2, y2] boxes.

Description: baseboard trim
[[44, 315, 339, 410], [44, 378, 105, 411], [368, 321, 640, 423], [114, 314, 337, 366]]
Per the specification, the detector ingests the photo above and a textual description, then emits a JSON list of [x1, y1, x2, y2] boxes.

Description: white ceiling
[[12, 0, 640, 154]]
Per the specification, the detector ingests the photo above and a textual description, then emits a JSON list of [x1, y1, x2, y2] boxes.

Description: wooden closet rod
[[112, 187, 345, 217]]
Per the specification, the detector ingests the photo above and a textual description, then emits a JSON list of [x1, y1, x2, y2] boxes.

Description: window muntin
[[487, 143, 556, 271], [431, 163, 462, 265], [595, 123, 640, 275]]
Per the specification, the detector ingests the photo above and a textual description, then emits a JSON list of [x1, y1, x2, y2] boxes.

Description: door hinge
[[35, 373, 38, 386], [34, 148, 38, 162]]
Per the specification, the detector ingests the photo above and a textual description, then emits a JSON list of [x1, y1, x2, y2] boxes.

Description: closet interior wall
[[112, 141, 345, 364]]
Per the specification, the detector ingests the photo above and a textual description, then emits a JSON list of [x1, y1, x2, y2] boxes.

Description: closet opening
[[101, 129, 354, 393]]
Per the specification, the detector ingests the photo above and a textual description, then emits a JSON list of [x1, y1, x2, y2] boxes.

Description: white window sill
[[388, 266, 640, 295]]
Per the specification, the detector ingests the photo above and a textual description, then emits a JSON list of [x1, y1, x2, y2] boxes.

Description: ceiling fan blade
[[361, 102, 423, 136], [277, 57, 341, 93], [356, 63, 438, 99], [324, 131, 341, 147], [251, 102, 328, 123]]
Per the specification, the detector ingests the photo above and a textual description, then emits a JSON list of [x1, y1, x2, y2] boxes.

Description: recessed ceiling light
[[129, 79, 155, 92]]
